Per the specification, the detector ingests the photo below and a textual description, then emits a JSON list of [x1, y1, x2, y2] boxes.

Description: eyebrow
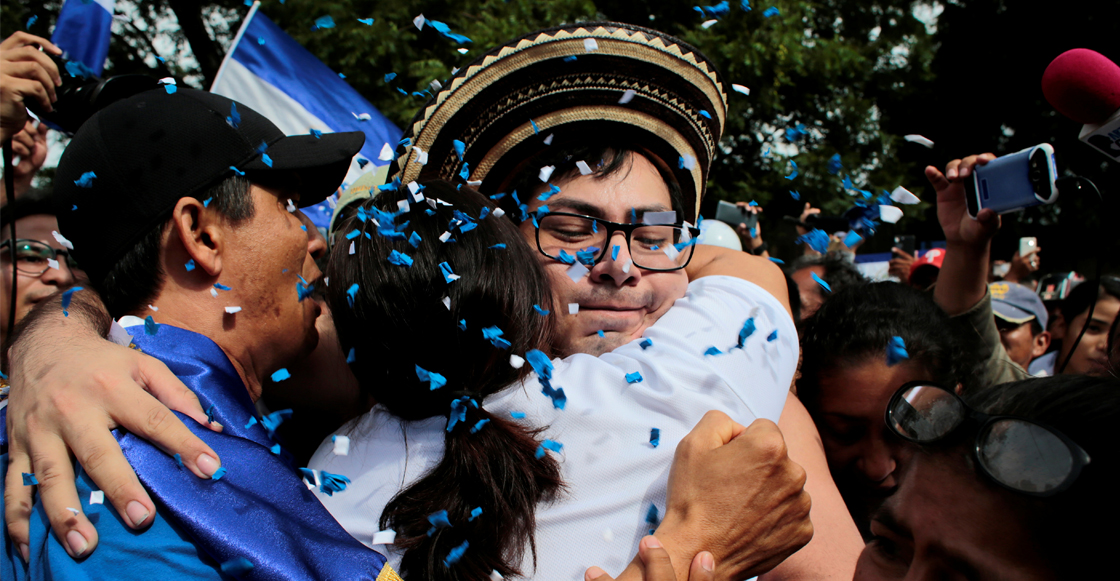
[[542, 198, 672, 222]]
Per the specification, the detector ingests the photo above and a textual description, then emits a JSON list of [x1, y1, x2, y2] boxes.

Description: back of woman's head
[[962, 375, 1120, 576], [798, 282, 974, 409], [326, 180, 562, 580]]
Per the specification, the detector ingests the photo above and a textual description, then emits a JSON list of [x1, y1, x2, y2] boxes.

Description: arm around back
[[687, 245, 791, 318]]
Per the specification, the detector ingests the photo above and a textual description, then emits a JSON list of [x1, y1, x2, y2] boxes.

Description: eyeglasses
[[886, 381, 1091, 496], [0, 239, 81, 276], [533, 211, 701, 272]]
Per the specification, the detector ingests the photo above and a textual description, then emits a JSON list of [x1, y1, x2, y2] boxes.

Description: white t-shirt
[[309, 276, 799, 579]]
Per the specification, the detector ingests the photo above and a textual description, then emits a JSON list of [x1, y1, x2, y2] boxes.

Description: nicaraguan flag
[[51, 0, 115, 76], [212, 3, 400, 227]]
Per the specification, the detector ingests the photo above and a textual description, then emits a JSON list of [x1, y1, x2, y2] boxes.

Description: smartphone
[[894, 235, 916, 257], [715, 200, 759, 229], [964, 143, 1058, 218], [1019, 236, 1038, 258]]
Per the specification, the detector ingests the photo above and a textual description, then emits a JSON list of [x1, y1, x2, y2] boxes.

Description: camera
[[26, 50, 158, 134]]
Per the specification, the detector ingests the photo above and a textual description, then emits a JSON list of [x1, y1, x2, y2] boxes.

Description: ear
[[1032, 331, 1052, 358], [171, 197, 225, 277], [1050, 310, 1067, 341]]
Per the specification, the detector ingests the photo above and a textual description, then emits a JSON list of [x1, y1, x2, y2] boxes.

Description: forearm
[[933, 242, 990, 317], [9, 288, 111, 365]]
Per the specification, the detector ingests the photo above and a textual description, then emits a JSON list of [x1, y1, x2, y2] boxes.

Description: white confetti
[[47, 258, 59, 270], [90, 490, 104, 505], [731, 84, 751, 95], [372, 529, 397, 545], [440, 231, 453, 243], [51, 231, 74, 250], [904, 134, 935, 148], [701, 19, 718, 29], [680, 154, 697, 170], [456, 48, 468, 55], [413, 14, 425, 30], [66, 507, 79, 516], [108, 320, 133, 347], [224, 306, 242, 314], [353, 112, 372, 122], [441, 296, 451, 310], [890, 186, 920, 205], [542, 134, 554, 145], [618, 89, 637, 104], [332, 435, 351, 456], [211, 287, 219, 298], [584, 38, 598, 52], [149, 304, 159, 311], [489, 571, 505, 581], [575, 160, 593, 175], [568, 303, 580, 315], [879, 205, 904, 223], [492, 208, 506, 218], [415, 148, 429, 165], [157, 77, 176, 86], [643, 211, 677, 225], [566, 263, 589, 281], [397, 199, 410, 213], [663, 244, 681, 261], [349, 241, 356, 255], [622, 259, 633, 274], [287, 198, 297, 213], [378, 142, 394, 161], [429, 79, 443, 92], [509, 354, 525, 369], [467, 180, 482, 187], [539, 165, 555, 182]]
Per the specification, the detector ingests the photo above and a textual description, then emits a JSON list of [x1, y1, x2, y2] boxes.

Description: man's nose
[[590, 231, 640, 287], [307, 228, 328, 261], [40, 261, 76, 287]]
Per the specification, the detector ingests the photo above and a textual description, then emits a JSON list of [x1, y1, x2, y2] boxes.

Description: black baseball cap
[[53, 87, 364, 285]]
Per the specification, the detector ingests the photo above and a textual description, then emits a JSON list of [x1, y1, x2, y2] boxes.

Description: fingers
[[59, 418, 155, 532], [136, 354, 220, 432], [26, 432, 99, 558], [585, 567, 614, 581], [924, 165, 949, 190], [688, 552, 716, 581], [679, 410, 746, 451], [4, 443, 35, 562], [943, 153, 996, 180], [636, 536, 677, 581], [2, 73, 53, 111], [0, 31, 63, 55], [3, 44, 62, 93]]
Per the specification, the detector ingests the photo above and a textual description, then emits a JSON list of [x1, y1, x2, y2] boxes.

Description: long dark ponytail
[[326, 180, 562, 580]]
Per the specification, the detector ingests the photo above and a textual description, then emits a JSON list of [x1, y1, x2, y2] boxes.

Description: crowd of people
[[0, 20, 1117, 581]]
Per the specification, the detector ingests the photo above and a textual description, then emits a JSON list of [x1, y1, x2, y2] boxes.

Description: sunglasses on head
[[886, 381, 1090, 497]]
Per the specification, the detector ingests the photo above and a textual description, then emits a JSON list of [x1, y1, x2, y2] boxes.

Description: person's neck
[[131, 290, 265, 401]]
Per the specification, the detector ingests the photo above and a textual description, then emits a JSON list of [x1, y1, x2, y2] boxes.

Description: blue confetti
[[270, 443, 281, 455], [796, 229, 830, 254], [827, 153, 842, 175], [387, 249, 414, 267], [230, 166, 245, 176], [260, 409, 292, 437], [576, 247, 598, 266], [625, 371, 643, 384], [409, 231, 422, 248], [784, 122, 808, 143], [244, 417, 258, 429], [347, 283, 359, 308], [640, 338, 653, 350], [533, 305, 550, 316], [427, 19, 472, 44], [65, 60, 95, 79], [211, 467, 228, 481], [313, 15, 336, 29], [458, 319, 467, 331], [887, 336, 909, 366], [763, 6, 780, 17], [144, 315, 160, 335], [256, 36, 265, 45], [511, 411, 527, 419], [630, 207, 637, 223], [318, 471, 350, 495], [458, 161, 470, 181], [220, 558, 254, 575], [26, 15, 37, 28], [297, 280, 315, 301], [530, 119, 540, 134], [346, 348, 356, 364], [61, 286, 83, 316], [310, 129, 322, 139], [650, 428, 661, 448], [453, 139, 465, 159], [563, 56, 577, 62], [300, 225, 307, 232], [74, 171, 96, 188], [174, 453, 183, 467], [556, 249, 576, 265], [597, 330, 605, 338], [345, 229, 361, 240], [261, 153, 273, 167], [203, 197, 213, 207], [738, 317, 758, 348], [447, 396, 476, 432], [482, 326, 512, 349], [226, 102, 241, 128], [699, 110, 712, 119], [469, 507, 483, 521], [271, 368, 291, 382], [185, 259, 196, 271], [704, 346, 723, 356], [164, 84, 177, 95], [384, 72, 397, 83], [741, 0, 752, 10], [22, 473, 37, 486], [694, 1, 731, 18], [611, 245, 621, 260], [469, 419, 489, 434], [646, 503, 660, 525], [784, 160, 799, 180], [444, 540, 469, 566], [811, 272, 832, 292], [206, 404, 216, 424], [214, 283, 232, 291], [439, 262, 459, 284], [358, 18, 374, 25], [843, 230, 863, 248], [526, 349, 554, 380], [489, 243, 506, 249], [415, 365, 448, 390], [535, 439, 563, 458], [790, 190, 801, 200], [767, 329, 779, 342]]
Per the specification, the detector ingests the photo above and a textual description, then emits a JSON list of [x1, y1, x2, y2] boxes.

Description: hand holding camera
[[0, 32, 62, 142]]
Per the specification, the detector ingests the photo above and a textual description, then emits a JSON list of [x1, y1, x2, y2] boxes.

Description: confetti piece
[[597, 330, 605, 337], [347, 283, 359, 308], [879, 205, 903, 224], [22, 473, 37, 486], [789, 190, 801, 200], [763, 6, 780, 17], [767, 329, 778, 342], [440, 261, 461, 283], [643, 210, 677, 225], [784, 159, 799, 180], [625, 372, 643, 384], [74, 171, 97, 188], [738, 317, 757, 348], [679, 155, 697, 170], [796, 229, 830, 254], [60, 286, 83, 316], [646, 503, 660, 525], [427, 509, 452, 532], [731, 83, 751, 95], [90, 491, 104, 505], [230, 166, 245, 176], [622, 259, 633, 274], [568, 303, 579, 315], [357, 18, 374, 25], [372, 530, 397, 545], [313, 15, 335, 29], [384, 72, 397, 83], [490, 571, 505, 581], [811, 272, 832, 292], [903, 134, 935, 148], [539, 165, 555, 182], [427, 19, 472, 44], [566, 263, 589, 281], [843, 230, 863, 248], [887, 336, 909, 366], [52, 230, 74, 250], [445, 540, 470, 566], [409, 231, 422, 248], [221, 558, 254, 575], [378, 142, 394, 161], [699, 110, 712, 119], [640, 338, 653, 349], [618, 89, 637, 104], [650, 428, 661, 448], [827, 153, 843, 175], [346, 348, 356, 364], [211, 467, 228, 481], [271, 368, 291, 382], [890, 186, 920, 204], [509, 354, 525, 369], [543, 133, 554, 145], [332, 435, 351, 456], [413, 14, 425, 30], [769, 257, 785, 264], [482, 325, 512, 349], [388, 249, 414, 267], [536, 439, 564, 458], [224, 306, 242, 314], [470, 419, 490, 433], [584, 38, 598, 52], [701, 19, 718, 29], [704, 346, 723, 356], [26, 15, 37, 28], [492, 208, 506, 219], [270, 443, 281, 455], [416, 365, 448, 390], [174, 453, 183, 467], [144, 315, 160, 335]]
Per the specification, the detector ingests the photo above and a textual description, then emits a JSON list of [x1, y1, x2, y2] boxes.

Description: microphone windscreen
[[1042, 48, 1120, 125]]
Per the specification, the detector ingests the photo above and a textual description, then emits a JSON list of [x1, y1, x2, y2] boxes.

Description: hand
[[0, 32, 61, 142], [794, 203, 820, 236], [7, 119, 49, 197], [5, 310, 220, 560], [1005, 249, 1040, 284], [656, 411, 813, 581], [888, 248, 915, 281], [924, 154, 1001, 249], [733, 203, 763, 251], [586, 536, 716, 581]]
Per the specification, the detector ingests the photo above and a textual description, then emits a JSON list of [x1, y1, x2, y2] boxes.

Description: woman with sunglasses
[[1, 191, 85, 354], [857, 374, 1118, 579]]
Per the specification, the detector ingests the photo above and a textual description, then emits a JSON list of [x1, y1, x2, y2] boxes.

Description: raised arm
[[686, 244, 791, 317], [4, 289, 218, 560]]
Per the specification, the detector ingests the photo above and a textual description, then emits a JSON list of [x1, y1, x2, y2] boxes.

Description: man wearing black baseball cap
[[2, 88, 399, 579]]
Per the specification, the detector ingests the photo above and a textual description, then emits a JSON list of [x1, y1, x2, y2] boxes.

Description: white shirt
[[309, 276, 799, 579]]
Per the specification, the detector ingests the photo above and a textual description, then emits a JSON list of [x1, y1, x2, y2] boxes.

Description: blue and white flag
[[51, 0, 115, 76], [211, 2, 400, 226]]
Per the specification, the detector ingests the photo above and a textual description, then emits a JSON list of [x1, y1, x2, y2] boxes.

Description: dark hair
[[783, 270, 802, 323], [789, 252, 867, 298], [95, 176, 254, 318], [960, 375, 1120, 577], [1059, 276, 1120, 323], [798, 282, 977, 410], [498, 141, 686, 224], [326, 180, 562, 581]]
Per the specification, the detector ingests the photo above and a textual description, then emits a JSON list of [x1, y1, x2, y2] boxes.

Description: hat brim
[[241, 131, 366, 207], [992, 300, 1038, 325]]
